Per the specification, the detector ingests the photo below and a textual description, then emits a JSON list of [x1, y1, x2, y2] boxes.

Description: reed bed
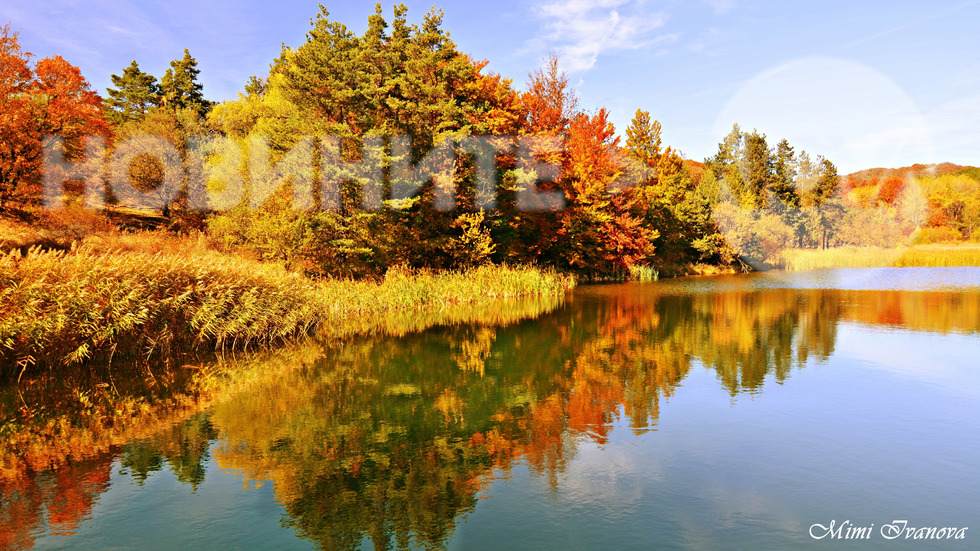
[[0, 246, 574, 375], [628, 265, 660, 281], [777, 245, 980, 271], [894, 245, 980, 267], [777, 247, 903, 271]]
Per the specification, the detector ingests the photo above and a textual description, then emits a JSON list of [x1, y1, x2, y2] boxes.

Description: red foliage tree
[[521, 53, 578, 136], [876, 176, 904, 205], [0, 24, 110, 212]]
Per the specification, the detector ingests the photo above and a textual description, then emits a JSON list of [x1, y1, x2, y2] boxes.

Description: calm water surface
[[3, 268, 979, 550]]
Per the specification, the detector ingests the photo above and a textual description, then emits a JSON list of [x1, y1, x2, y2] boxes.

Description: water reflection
[[0, 294, 567, 549], [206, 285, 979, 549], [0, 455, 112, 549], [2, 274, 979, 550]]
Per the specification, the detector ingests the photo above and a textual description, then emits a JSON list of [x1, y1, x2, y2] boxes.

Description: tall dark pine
[[772, 138, 799, 208], [160, 49, 209, 115], [742, 130, 773, 208], [104, 60, 159, 125], [813, 158, 840, 203]]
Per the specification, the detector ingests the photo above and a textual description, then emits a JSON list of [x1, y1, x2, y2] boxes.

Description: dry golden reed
[[0, 245, 574, 375], [777, 245, 980, 271]]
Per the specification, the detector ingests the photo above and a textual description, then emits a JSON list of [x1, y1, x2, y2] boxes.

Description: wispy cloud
[[6, 0, 177, 72], [530, 0, 668, 73], [835, 0, 980, 52], [7, 0, 268, 100], [704, 0, 735, 16]]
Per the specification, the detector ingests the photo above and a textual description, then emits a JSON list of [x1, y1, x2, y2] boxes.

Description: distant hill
[[841, 163, 978, 206], [844, 163, 969, 187]]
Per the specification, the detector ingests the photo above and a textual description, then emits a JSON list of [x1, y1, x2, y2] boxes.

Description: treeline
[[702, 124, 844, 266], [7, 5, 955, 278], [188, 4, 729, 278], [2, 8, 732, 278], [701, 127, 980, 267], [839, 164, 980, 245]]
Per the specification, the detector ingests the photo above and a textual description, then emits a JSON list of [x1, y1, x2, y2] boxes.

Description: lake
[[2, 267, 979, 550]]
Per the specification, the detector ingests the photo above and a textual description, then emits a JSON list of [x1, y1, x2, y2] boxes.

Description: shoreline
[[777, 244, 980, 271]]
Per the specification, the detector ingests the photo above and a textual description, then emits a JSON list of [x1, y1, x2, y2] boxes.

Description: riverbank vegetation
[[778, 244, 980, 271], [0, 240, 571, 374]]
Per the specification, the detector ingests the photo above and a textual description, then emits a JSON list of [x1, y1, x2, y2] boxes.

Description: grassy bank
[[777, 244, 980, 271], [0, 244, 574, 375]]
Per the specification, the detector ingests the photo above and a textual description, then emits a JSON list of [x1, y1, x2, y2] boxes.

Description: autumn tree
[[624, 109, 661, 165], [206, 4, 525, 276], [522, 52, 579, 135], [623, 109, 723, 270], [109, 106, 212, 219], [554, 108, 658, 275], [0, 24, 110, 212], [243, 75, 265, 96]]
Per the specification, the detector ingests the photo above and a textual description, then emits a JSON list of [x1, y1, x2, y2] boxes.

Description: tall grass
[[628, 265, 659, 281], [0, 246, 574, 375], [777, 245, 980, 271], [894, 245, 980, 267], [777, 247, 903, 271]]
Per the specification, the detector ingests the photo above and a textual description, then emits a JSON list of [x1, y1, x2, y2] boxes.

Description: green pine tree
[[813, 158, 840, 203], [625, 109, 662, 166], [104, 60, 160, 125], [772, 138, 799, 208], [742, 130, 773, 208], [160, 49, 209, 115]]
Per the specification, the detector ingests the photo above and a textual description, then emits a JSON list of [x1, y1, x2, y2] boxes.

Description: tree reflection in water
[[205, 286, 978, 550], [2, 284, 978, 550]]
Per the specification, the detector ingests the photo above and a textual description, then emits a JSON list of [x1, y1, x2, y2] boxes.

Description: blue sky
[[4, 0, 978, 172]]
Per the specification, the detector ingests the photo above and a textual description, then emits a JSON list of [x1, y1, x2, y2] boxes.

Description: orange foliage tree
[[0, 24, 109, 212], [555, 108, 658, 273], [511, 54, 659, 276]]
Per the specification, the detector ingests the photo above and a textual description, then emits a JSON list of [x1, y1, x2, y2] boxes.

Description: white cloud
[[7, 0, 269, 101], [531, 0, 668, 73]]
